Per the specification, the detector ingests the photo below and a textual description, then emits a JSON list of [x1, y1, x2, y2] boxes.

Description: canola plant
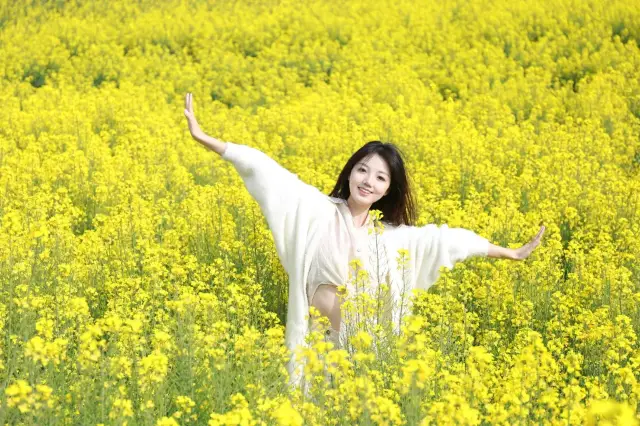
[[0, 0, 639, 424]]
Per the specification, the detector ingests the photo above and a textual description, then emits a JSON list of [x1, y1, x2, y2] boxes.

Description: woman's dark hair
[[329, 141, 416, 227]]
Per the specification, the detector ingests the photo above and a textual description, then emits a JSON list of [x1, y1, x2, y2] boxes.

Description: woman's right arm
[[183, 92, 312, 200], [183, 93, 332, 273], [184, 92, 227, 155]]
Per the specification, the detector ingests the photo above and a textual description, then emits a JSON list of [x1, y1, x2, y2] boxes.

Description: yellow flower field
[[0, 0, 639, 424]]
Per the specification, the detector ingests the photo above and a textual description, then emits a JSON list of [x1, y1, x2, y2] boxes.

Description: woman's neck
[[346, 197, 370, 228]]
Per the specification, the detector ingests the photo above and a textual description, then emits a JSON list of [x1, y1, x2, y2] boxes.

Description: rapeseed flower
[[0, 0, 639, 424]]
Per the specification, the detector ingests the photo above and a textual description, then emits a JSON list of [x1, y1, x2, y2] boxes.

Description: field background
[[1, 0, 639, 424]]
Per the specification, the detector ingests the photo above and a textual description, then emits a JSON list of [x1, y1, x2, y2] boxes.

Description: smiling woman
[[329, 141, 415, 228], [183, 92, 546, 387]]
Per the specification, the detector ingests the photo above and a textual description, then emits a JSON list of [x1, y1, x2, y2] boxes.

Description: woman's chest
[[315, 213, 392, 283]]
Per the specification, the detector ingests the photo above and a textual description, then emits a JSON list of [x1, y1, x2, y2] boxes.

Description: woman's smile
[[358, 187, 372, 196]]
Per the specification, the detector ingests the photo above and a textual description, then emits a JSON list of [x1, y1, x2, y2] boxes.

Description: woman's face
[[348, 153, 391, 207]]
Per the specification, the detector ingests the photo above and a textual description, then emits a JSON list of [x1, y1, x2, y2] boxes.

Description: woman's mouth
[[358, 187, 372, 196]]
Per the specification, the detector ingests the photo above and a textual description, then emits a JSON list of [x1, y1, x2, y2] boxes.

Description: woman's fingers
[[185, 92, 193, 113], [184, 94, 191, 119], [516, 226, 546, 260], [184, 93, 198, 121], [529, 226, 545, 245], [529, 226, 545, 251]]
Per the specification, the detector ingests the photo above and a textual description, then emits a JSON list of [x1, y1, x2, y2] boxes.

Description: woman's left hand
[[511, 225, 546, 260]]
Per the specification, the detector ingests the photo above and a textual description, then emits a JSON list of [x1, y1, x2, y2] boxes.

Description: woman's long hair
[[329, 141, 416, 227]]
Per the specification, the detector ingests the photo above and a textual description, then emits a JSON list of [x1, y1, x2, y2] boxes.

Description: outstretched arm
[[181, 92, 334, 276], [487, 225, 546, 260], [184, 93, 227, 155]]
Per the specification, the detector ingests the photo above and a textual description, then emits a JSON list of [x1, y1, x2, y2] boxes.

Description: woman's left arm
[[487, 225, 546, 260]]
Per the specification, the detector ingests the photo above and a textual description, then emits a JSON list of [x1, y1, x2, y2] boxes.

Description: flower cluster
[[1, 0, 639, 424]]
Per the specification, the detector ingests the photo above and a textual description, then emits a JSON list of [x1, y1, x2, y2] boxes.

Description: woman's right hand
[[183, 93, 227, 155], [184, 92, 205, 141]]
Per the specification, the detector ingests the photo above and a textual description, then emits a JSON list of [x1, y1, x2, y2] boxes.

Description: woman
[[183, 93, 546, 386]]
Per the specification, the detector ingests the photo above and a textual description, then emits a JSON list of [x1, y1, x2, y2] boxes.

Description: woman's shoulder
[[309, 194, 341, 216]]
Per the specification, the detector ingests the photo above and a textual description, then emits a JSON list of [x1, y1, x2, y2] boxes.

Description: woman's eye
[[358, 167, 366, 172], [378, 176, 386, 181]]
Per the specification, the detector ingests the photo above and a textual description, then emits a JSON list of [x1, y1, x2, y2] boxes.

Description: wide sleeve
[[387, 223, 489, 292], [221, 142, 331, 274]]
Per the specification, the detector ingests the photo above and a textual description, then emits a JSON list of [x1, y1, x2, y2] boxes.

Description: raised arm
[[487, 225, 546, 260], [183, 92, 306, 210], [184, 93, 227, 155], [182, 93, 334, 276]]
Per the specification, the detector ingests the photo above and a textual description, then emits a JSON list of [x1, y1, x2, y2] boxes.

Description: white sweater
[[306, 197, 373, 307], [221, 142, 489, 386]]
